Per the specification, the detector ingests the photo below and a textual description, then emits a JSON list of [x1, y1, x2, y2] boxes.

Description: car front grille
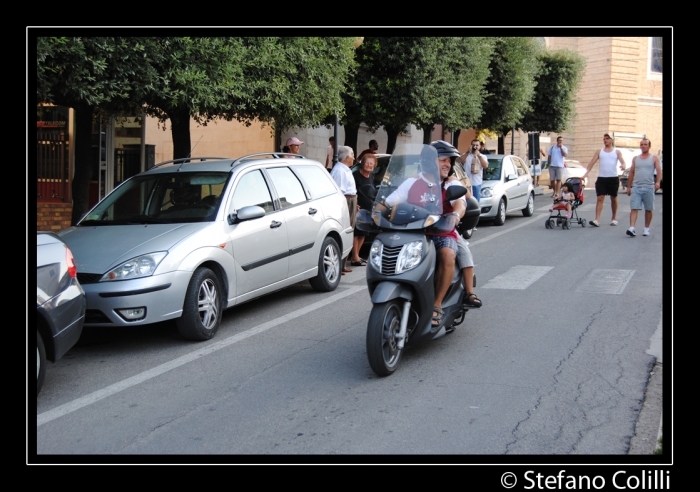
[[381, 245, 403, 275], [77, 273, 103, 284]]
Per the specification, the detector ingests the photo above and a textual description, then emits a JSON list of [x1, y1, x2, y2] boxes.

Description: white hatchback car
[[59, 154, 352, 341], [472, 154, 535, 225]]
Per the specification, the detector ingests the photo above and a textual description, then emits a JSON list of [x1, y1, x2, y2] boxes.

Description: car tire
[[522, 193, 535, 217], [493, 198, 506, 226], [176, 267, 223, 341], [309, 236, 341, 292], [37, 328, 46, 396]]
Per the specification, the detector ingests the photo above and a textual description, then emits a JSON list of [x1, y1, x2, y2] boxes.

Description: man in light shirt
[[331, 146, 359, 274]]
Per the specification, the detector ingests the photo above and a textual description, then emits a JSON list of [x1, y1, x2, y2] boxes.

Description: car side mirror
[[506, 173, 518, 182], [228, 205, 266, 225]]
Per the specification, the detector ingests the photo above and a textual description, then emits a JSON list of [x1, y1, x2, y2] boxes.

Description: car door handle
[[308, 208, 317, 215], [270, 220, 282, 229]]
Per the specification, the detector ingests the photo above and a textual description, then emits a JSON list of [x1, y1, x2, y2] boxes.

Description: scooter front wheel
[[366, 300, 404, 376]]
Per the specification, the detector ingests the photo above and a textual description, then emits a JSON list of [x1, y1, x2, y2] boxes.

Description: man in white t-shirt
[[582, 133, 627, 227]]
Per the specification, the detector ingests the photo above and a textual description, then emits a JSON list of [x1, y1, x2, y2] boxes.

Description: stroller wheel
[[581, 218, 587, 227], [545, 218, 551, 229], [564, 219, 571, 229], [549, 218, 557, 229]]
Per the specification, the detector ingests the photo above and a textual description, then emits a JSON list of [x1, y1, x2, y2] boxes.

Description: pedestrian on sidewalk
[[547, 136, 568, 197], [331, 146, 359, 274], [582, 133, 627, 227], [625, 138, 662, 237]]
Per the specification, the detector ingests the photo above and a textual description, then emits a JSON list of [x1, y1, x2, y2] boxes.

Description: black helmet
[[430, 140, 460, 177]]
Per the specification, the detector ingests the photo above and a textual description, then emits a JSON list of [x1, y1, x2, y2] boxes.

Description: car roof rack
[[151, 157, 230, 169], [232, 152, 307, 166]]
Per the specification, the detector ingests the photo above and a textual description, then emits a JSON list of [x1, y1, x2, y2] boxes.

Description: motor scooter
[[356, 144, 481, 376]]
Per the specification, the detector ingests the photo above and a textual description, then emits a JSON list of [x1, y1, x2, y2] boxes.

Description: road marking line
[[575, 269, 635, 294], [482, 265, 554, 290], [37, 285, 367, 427], [468, 215, 544, 247]]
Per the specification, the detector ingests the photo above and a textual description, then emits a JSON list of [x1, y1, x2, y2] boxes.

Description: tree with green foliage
[[476, 37, 542, 154], [143, 37, 357, 157], [341, 37, 433, 154], [415, 37, 494, 144], [37, 37, 162, 224], [343, 37, 493, 154], [518, 49, 586, 134]]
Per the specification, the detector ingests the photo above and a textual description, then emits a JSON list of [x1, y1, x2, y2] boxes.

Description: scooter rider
[[380, 142, 467, 327], [430, 140, 482, 310]]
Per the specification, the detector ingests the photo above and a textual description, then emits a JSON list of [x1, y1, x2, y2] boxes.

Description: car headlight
[[101, 252, 168, 281], [481, 187, 493, 198], [396, 241, 423, 273]]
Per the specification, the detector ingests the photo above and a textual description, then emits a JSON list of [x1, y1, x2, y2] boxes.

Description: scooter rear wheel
[[366, 300, 404, 376]]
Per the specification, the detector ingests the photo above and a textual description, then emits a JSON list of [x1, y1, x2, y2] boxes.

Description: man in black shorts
[[582, 133, 627, 227]]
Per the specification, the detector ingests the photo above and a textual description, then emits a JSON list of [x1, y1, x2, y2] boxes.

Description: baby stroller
[[545, 177, 586, 229]]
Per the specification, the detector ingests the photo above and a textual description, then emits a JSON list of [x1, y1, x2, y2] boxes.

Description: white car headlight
[[101, 252, 168, 281], [481, 187, 493, 198], [396, 241, 423, 273]]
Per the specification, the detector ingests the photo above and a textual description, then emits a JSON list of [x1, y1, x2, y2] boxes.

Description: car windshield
[[484, 157, 503, 181], [80, 172, 230, 225]]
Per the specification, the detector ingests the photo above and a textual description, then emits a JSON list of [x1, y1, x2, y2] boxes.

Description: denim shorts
[[429, 235, 458, 255], [630, 186, 655, 211]]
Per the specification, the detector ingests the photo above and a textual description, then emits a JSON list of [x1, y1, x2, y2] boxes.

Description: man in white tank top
[[582, 133, 627, 227], [625, 138, 662, 237]]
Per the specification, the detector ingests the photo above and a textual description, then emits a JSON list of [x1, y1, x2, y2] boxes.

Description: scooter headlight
[[396, 240, 423, 273], [369, 240, 383, 272]]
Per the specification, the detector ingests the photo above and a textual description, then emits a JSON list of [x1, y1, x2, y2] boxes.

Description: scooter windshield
[[372, 144, 443, 217]]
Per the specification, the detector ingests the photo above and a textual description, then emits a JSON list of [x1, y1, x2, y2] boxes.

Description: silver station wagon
[[59, 154, 352, 341]]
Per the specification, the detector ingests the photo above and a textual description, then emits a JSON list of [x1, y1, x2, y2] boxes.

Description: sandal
[[464, 292, 482, 308], [350, 259, 367, 267], [432, 306, 444, 326]]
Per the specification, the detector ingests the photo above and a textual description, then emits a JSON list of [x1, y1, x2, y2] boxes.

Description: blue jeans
[[471, 185, 482, 203]]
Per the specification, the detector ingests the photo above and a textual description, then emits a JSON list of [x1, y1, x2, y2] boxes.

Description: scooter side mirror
[[444, 185, 467, 202]]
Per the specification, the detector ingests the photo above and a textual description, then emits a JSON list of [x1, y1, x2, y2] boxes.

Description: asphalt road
[[32, 187, 666, 462]]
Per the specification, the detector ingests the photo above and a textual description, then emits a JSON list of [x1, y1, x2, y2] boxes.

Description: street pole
[[333, 113, 339, 165]]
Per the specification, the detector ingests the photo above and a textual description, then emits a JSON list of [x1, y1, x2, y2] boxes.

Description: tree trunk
[[275, 125, 283, 152], [70, 102, 95, 225], [385, 127, 400, 155], [498, 134, 505, 155], [170, 107, 192, 159], [343, 122, 360, 156], [422, 124, 434, 144]]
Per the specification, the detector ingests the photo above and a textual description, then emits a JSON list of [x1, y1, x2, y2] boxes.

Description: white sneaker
[[643, 228, 650, 236], [626, 227, 636, 237]]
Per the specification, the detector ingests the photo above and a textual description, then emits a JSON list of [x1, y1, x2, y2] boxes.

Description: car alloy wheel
[[176, 267, 222, 341]]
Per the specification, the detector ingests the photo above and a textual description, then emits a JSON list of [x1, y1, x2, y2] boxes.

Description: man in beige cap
[[286, 137, 304, 154]]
